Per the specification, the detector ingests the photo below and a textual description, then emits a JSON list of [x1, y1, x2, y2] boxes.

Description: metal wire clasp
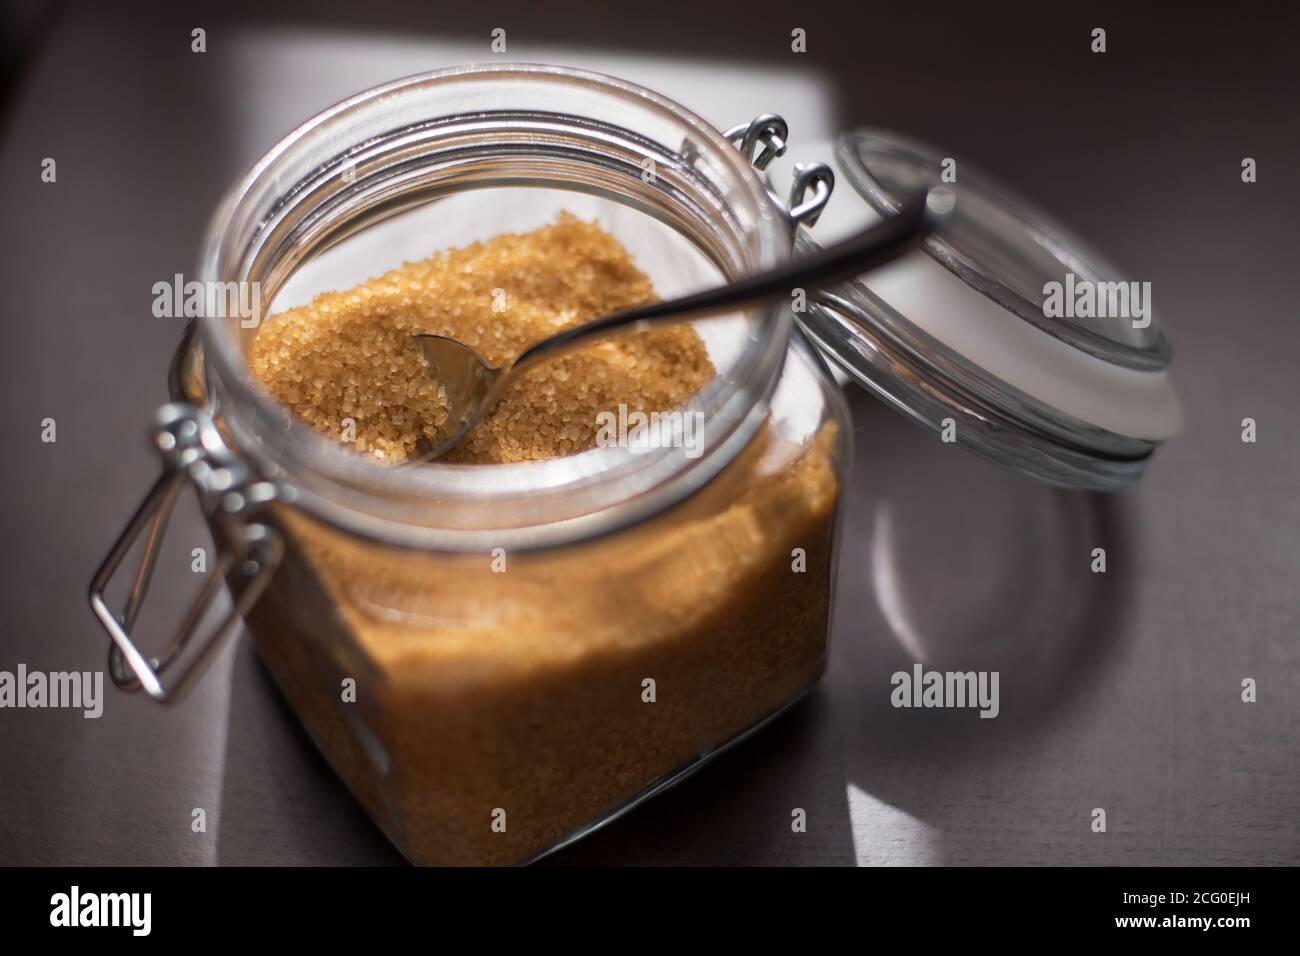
[[724, 114, 789, 171], [88, 403, 281, 703], [726, 113, 835, 232], [785, 162, 835, 229]]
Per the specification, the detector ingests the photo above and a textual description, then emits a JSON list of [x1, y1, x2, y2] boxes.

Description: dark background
[[0, 0, 1296, 865]]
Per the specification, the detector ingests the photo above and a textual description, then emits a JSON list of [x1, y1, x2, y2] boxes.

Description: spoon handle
[[507, 186, 951, 381]]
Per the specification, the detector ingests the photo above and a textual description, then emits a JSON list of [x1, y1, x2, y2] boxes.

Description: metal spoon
[[409, 186, 952, 462]]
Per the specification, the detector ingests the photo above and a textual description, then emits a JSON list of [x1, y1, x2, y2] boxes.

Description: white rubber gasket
[[768, 142, 1183, 442]]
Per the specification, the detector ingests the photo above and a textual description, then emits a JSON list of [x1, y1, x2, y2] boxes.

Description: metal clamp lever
[[88, 403, 282, 703]]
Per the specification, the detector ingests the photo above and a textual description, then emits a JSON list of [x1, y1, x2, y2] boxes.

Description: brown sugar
[[244, 424, 839, 866], [250, 213, 714, 463], [236, 215, 841, 865]]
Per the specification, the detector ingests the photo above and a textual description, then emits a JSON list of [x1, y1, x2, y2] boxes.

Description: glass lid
[[766, 128, 1183, 491]]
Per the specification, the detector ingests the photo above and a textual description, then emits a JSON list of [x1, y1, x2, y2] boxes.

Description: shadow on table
[[826, 387, 1139, 864]]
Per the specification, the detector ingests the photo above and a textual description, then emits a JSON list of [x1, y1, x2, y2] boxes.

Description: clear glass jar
[[94, 65, 850, 865]]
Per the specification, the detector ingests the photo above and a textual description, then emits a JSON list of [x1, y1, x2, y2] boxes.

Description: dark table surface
[[1, 1, 1296, 865]]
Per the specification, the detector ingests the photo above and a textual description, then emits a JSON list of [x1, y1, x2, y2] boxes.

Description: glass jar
[[91, 64, 850, 865], [92, 62, 1182, 866]]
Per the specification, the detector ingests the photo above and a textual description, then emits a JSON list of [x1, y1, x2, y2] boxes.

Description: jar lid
[[766, 129, 1183, 490]]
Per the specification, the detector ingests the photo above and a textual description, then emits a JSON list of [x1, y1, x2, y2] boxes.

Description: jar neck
[[195, 64, 793, 551]]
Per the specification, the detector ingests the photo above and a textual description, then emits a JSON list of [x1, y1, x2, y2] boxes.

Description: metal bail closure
[[88, 403, 282, 703], [727, 113, 835, 234]]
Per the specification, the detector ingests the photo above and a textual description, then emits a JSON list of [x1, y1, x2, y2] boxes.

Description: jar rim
[[195, 63, 794, 551]]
